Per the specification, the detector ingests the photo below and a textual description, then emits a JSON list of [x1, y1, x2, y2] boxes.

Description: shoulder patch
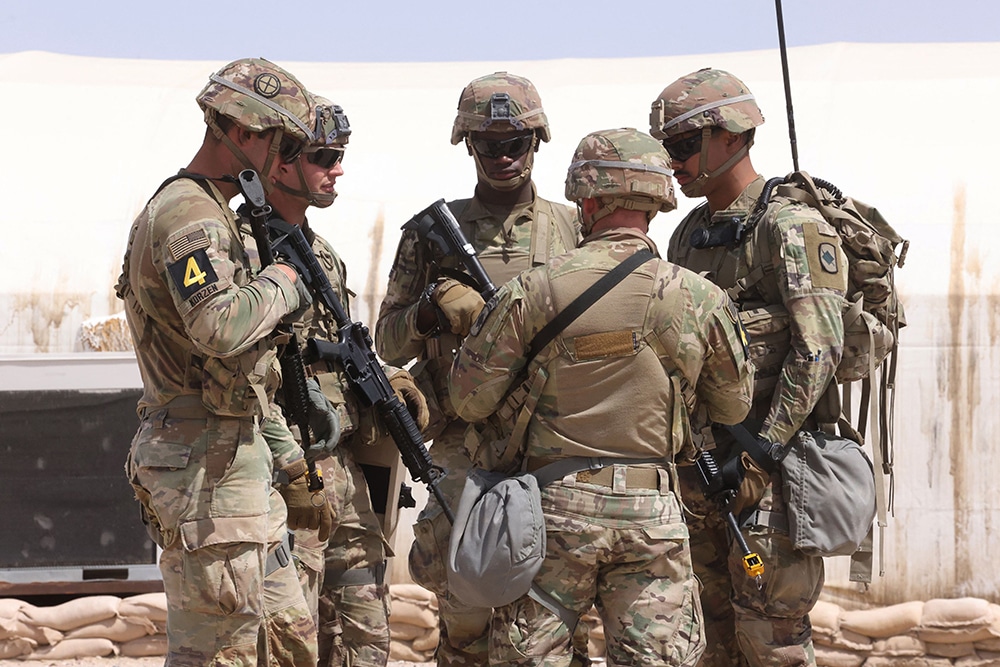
[[802, 222, 847, 291], [167, 248, 220, 306], [469, 293, 499, 338], [167, 228, 210, 262]]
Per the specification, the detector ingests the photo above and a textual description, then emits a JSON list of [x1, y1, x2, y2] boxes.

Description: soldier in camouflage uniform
[[116, 58, 334, 667], [649, 68, 849, 667], [449, 128, 755, 667], [248, 95, 429, 667], [374, 72, 581, 666]]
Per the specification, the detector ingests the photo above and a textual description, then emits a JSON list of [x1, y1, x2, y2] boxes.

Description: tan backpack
[[754, 171, 909, 578]]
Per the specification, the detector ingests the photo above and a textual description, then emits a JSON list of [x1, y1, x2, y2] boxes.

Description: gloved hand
[[387, 368, 430, 432], [432, 279, 485, 336], [306, 377, 341, 451], [280, 263, 313, 324], [277, 459, 334, 542]]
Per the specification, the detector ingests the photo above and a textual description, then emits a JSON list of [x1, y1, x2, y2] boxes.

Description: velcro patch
[[802, 223, 847, 291], [167, 228, 210, 262], [574, 330, 637, 360], [168, 249, 220, 305]]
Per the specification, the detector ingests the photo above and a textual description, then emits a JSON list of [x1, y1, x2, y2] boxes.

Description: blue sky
[[2, 0, 997, 62]]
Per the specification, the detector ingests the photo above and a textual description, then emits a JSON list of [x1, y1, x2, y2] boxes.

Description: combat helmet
[[565, 128, 676, 233], [197, 57, 316, 186], [649, 68, 763, 196], [649, 68, 763, 140], [452, 72, 550, 192], [273, 95, 352, 208]]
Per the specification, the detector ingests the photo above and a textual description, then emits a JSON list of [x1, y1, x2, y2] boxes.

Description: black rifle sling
[[525, 249, 654, 366]]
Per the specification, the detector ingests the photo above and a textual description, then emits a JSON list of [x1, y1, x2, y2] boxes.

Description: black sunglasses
[[662, 133, 705, 162], [305, 147, 345, 169], [471, 133, 534, 159]]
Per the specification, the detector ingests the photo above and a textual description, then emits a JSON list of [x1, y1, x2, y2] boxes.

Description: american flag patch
[[167, 229, 210, 261]]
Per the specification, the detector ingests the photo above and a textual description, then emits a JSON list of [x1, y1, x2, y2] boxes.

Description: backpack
[[751, 171, 909, 578]]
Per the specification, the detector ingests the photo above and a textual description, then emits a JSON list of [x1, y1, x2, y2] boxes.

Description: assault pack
[[745, 171, 909, 578]]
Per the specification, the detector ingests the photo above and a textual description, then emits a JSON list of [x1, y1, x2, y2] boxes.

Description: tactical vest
[[416, 195, 579, 429]]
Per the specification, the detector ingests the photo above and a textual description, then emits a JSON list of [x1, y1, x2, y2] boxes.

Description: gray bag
[[781, 430, 876, 557], [447, 468, 546, 608]]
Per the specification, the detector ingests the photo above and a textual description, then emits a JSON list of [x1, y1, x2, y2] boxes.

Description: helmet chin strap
[[208, 116, 283, 194], [470, 136, 537, 192], [272, 160, 336, 208], [680, 127, 754, 198]]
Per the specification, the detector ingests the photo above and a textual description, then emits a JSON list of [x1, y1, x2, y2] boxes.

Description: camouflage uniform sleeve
[[449, 278, 530, 422], [761, 204, 847, 445], [656, 265, 754, 425], [150, 193, 300, 358], [374, 229, 431, 366], [259, 410, 305, 469]]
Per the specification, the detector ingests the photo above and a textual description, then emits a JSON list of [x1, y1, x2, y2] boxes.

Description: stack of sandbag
[[388, 584, 439, 663], [79, 311, 134, 352], [0, 593, 167, 660], [811, 597, 1000, 667]]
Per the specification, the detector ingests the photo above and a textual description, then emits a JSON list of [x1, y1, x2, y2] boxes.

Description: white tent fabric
[[0, 45, 997, 602]]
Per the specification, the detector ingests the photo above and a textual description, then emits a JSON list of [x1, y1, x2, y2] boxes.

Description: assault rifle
[[250, 199, 454, 523], [403, 199, 497, 301], [695, 449, 765, 584], [238, 170, 324, 493]]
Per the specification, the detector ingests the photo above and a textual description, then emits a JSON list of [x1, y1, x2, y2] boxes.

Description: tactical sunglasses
[[471, 133, 534, 159], [305, 147, 345, 169], [279, 137, 306, 164], [662, 132, 705, 163]]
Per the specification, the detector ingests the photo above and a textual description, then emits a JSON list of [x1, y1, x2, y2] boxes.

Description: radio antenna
[[775, 0, 799, 171]]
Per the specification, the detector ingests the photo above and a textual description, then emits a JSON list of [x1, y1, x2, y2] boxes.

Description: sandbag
[[0, 637, 35, 659], [120, 634, 169, 657], [411, 626, 440, 652], [813, 645, 865, 667], [871, 635, 926, 657], [66, 616, 154, 642], [390, 583, 438, 608], [0, 618, 63, 645], [921, 597, 993, 628], [863, 657, 952, 667], [118, 592, 168, 623], [20, 595, 121, 631], [389, 640, 432, 663], [388, 621, 424, 641], [841, 601, 924, 638], [388, 596, 437, 629], [924, 640, 976, 658], [27, 636, 117, 659], [0, 599, 27, 618], [810, 600, 844, 642]]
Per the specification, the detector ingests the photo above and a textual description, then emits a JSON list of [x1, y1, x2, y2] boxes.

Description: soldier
[[649, 68, 848, 667], [448, 127, 755, 666], [251, 95, 429, 667], [374, 72, 581, 666], [116, 58, 334, 666]]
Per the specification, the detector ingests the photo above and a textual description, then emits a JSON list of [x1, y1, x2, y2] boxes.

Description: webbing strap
[[528, 584, 579, 634]]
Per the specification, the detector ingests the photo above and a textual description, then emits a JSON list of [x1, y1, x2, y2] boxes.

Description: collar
[[710, 175, 766, 225], [581, 227, 659, 255], [463, 182, 539, 224]]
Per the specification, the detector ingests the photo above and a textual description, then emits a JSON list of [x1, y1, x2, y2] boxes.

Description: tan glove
[[433, 279, 485, 336], [388, 368, 430, 432], [731, 452, 771, 517], [277, 459, 334, 542]]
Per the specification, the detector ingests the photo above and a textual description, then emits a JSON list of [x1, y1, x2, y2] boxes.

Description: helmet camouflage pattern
[[649, 68, 764, 140], [197, 57, 315, 145], [451, 72, 551, 145], [565, 128, 676, 227]]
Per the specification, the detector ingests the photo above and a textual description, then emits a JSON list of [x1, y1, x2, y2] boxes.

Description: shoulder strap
[[525, 249, 654, 366]]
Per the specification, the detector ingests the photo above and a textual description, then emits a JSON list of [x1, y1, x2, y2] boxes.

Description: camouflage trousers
[[491, 465, 705, 667], [677, 464, 825, 667], [294, 446, 391, 667], [127, 411, 317, 667]]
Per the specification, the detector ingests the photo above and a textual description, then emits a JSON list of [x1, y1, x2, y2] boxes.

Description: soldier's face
[[469, 130, 534, 182]]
